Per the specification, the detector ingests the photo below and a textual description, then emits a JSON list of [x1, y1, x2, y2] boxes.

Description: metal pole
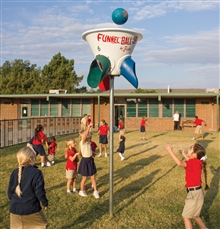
[[109, 75, 114, 217]]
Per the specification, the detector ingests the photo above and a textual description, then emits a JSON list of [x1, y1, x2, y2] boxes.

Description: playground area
[[1, 130, 219, 229]]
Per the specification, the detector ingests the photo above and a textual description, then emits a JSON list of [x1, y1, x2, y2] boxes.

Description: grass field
[[0, 130, 219, 229]]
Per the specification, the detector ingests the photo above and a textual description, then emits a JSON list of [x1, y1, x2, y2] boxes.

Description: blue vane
[[120, 57, 138, 88]]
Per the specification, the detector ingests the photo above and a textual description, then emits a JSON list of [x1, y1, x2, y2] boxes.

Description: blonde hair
[[65, 139, 75, 149], [15, 146, 36, 197]]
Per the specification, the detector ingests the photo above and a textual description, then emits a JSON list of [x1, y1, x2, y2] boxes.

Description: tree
[[0, 53, 87, 94], [42, 53, 84, 93], [134, 88, 157, 93], [0, 59, 41, 94]]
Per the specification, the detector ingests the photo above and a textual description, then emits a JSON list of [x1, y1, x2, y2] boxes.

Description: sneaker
[[72, 190, 78, 193], [98, 153, 102, 157], [67, 191, 72, 195], [41, 163, 45, 168], [51, 161, 55, 164], [79, 190, 87, 197], [93, 190, 100, 199], [191, 137, 195, 140], [105, 153, 108, 157], [121, 157, 125, 161], [46, 162, 51, 166]]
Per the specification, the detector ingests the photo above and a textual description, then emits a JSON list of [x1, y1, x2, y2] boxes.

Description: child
[[117, 129, 126, 161], [78, 123, 100, 199], [8, 146, 48, 228], [90, 134, 98, 158], [97, 119, 110, 157], [47, 136, 57, 164], [192, 116, 206, 140], [65, 139, 80, 195], [118, 118, 124, 130], [31, 124, 51, 167], [140, 116, 147, 140], [165, 143, 209, 229]]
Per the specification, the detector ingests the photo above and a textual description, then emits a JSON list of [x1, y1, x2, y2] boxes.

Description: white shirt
[[173, 113, 179, 121]]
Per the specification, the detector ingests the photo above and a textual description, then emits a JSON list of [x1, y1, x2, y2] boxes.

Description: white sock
[[73, 188, 76, 192], [41, 163, 45, 166], [67, 190, 71, 193]]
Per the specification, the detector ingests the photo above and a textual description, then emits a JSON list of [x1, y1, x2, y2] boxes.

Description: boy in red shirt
[[192, 116, 206, 140]]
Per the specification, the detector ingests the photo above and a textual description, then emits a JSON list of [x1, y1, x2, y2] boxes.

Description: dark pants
[[174, 121, 179, 130]]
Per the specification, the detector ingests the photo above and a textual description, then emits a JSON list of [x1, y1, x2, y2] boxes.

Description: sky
[[1, 0, 219, 90]]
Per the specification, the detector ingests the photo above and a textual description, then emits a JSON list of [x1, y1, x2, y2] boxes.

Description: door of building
[[114, 105, 125, 128]]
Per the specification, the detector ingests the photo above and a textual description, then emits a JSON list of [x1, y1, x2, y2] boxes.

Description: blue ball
[[112, 8, 128, 25]]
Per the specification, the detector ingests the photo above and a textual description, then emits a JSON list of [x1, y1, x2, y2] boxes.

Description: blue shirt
[[8, 165, 48, 215]]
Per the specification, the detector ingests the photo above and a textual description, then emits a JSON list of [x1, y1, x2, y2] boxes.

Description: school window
[[138, 98, 147, 117], [174, 99, 184, 118], [62, 99, 70, 117], [127, 99, 136, 117], [186, 99, 196, 117], [149, 99, 159, 117], [82, 99, 91, 116], [72, 99, 80, 117], [162, 99, 172, 117], [31, 99, 39, 116], [50, 99, 59, 117], [40, 100, 48, 116]]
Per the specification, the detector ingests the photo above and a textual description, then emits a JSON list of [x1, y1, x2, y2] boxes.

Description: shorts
[[10, 210, 48, 229], [140, 126, 145, 132], [182, 189, 204, 218], [99, 135, 108, 144], [32, 144, 46, 156], [195, 126, 202, 134], [66, 170, 78, 179], [47, 154, 55, 162]]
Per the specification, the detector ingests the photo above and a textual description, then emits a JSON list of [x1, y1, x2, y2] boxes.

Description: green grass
[[1, 131, 219, 229]]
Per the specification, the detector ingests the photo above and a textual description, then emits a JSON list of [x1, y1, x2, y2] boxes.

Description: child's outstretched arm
[[165, 144, 186, 167]]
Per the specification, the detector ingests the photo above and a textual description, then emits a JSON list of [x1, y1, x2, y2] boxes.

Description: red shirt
[[194, 118, 203, 126], [140, 119, 146, 127], [32, 132, 46, 145], [48, 142, 57, 155], [87, 118, 91, 125], [118, 121, 124, 129], [185, 158, 202, 187], [99, 125, 109, 136], [90, 141, 97, 152], [66, 148, 78, 170]]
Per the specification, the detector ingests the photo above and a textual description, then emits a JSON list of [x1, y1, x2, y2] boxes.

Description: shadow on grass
[[61, 155, 162, 229], [61, 169, 160, 229], [202, 166, 220, 228]]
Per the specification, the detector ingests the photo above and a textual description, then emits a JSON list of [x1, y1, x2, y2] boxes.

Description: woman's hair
[[193, 143, 209, 190], [34, 124, 44, 140], [15, 146, 36, 197]]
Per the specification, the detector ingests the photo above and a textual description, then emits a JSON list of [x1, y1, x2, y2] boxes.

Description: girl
[[117, 129, 126, 161], [97, 119, 109, 157], [140, 116, 147, 140], [65, 139, 80, 195], [8, 146, 48, 229], [31, 124, 51, 167], [118, 118, 124, 130], [47, 136, 57, 164], [165, 143, 209, 229], [78, 123, 100, 199]]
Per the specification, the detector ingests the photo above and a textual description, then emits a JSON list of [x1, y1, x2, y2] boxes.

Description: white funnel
[[82, 28, 143, 76]]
